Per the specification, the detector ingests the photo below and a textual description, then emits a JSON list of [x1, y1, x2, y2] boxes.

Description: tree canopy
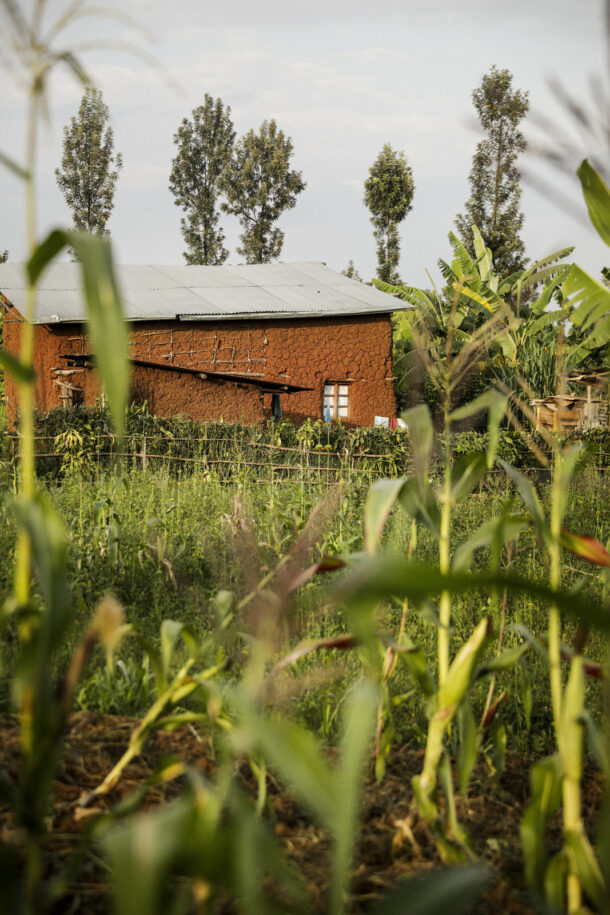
[[169, 95, 235, 265], [342, 260, 362, 281], [221, 120, 306, 264], [364, 144, 414, 284], [55, 87, 122, 236], [455, 66, 529, 278]]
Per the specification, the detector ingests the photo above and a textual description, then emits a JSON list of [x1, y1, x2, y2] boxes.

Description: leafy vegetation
[[455, 66, 529, 277], [364, 144, 415, 284], [220, 119, 306, 264], [55, 87, 123, 237], [383, 225, 603, 416], [169, 94, 236, 265], [1, 2, 610, 913]]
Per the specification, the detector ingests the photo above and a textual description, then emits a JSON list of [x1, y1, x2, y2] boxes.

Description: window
[[323, 383, 349, 420]]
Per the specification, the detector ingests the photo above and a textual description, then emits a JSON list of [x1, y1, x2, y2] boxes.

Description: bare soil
[[0, 713, 604, 913]]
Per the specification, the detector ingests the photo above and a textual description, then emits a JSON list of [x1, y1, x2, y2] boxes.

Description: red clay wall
[[2, 307, 396, 427]]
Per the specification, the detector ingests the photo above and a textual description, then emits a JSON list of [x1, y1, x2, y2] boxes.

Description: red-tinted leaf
[[583, 660, 605, 681], [271, 634, 359, 675], [482, 691, 508, 730], [288, 555, 346, 592], [559, 645, 606, 680], [560, 529, 610, 567]]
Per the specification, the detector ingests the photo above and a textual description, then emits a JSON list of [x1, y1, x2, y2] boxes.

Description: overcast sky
[[2, 0, 609, 286]]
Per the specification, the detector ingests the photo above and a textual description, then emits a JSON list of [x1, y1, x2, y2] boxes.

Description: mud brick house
[[0, 262, 398, 426]]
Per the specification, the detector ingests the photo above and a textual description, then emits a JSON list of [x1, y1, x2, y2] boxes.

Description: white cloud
[[1, 0, 607, 286]]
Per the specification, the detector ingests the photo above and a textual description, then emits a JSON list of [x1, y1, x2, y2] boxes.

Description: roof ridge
[[0, 261, 406, 324]]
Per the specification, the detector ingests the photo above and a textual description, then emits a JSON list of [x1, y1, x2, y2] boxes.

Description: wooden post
[[141, 435, 147, 472]]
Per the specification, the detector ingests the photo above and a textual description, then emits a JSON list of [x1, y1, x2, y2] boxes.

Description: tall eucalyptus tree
[[169, 94, 235, 265]]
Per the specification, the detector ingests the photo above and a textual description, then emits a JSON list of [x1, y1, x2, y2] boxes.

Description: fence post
[[141, 435, 147, 472]]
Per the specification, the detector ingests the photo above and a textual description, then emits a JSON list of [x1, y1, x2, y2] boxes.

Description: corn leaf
[[338, 556, 610, 632], [331, 682, 377, 915], [0, 149, 30, 180], [67, 231, 129, 439], [235, 708, 336, 828], [520, 754, 563, 893], [397, 478, 441, 537], [564, 830, 606, 911], [453, 512, 526, 573], [543, 851, 568, 912], [438, 752, 471, 857], [26, 229, 130, 439], [560, 529, 610, 566], [580, 711, 609, 777], [499, 461, 550, 546], [401, 404, 434, 484], [450, 453, 487, 503], [457, 700, 478, 798], [0, 348, 35, 383], [492, 722, 507, 782], [288, 555, 346, 592], [478, 643, 529, 675], [11, 492, 69, 630], [365, 478, 407, 554], [104, 797, 196, 915], [561, 654, 585, 783], [450, 390, 506, 468], [26, 228, 67, 285], [160, 620, 197, 690], [271, 633, 359, 675], [397, 645, 436, 697], [519, 663, 533, 731], [369, 865, 490, 915], [439, 617, 491, 711], [577, 158, 610, 246]]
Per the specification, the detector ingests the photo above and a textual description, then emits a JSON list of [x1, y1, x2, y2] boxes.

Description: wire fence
[[0, 432, 412, 486], [3, 429, 610, 489]]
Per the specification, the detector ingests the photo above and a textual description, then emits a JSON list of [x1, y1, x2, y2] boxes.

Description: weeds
[[1, 2, 609, 912]]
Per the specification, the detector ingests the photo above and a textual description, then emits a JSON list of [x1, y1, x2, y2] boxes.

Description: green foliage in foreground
[[0, 464, 608, 749], [1, 443, 609, 912], [3, 3, 609, 912]]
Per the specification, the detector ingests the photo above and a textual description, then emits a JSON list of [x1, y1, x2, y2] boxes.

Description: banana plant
[[383, 225, 590, 409], [562, 159, 610, 350], [438, 227, 574, 315], [441, 229, 594, 402]]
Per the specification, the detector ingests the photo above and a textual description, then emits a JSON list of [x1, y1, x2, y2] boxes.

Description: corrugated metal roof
[[0, 261, 403, 324]]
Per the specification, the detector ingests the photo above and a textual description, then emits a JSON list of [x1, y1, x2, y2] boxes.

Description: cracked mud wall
[[3, 309, 396, 427]]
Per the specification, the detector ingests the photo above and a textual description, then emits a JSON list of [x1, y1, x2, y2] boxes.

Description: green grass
[[1, 463, 608, 757]]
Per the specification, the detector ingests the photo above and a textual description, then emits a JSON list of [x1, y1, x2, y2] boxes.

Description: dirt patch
[[0, 713, 604, 913]]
